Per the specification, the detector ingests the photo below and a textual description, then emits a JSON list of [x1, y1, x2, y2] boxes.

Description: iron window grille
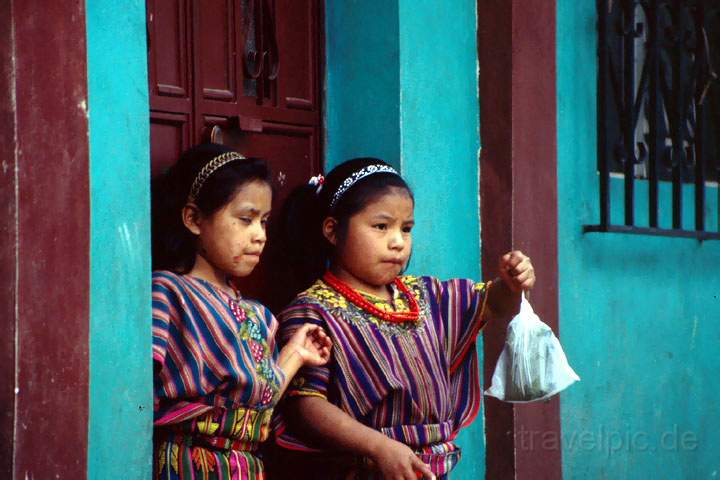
[[585, 0, 720, 240]]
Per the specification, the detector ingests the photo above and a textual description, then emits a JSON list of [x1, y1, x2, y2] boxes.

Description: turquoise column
[[398, 2, 483, 477], [558, 1, 720, 478], [325, 0, 401, 169], [326, 0, 484, 476], [86, 1, 153, 478]]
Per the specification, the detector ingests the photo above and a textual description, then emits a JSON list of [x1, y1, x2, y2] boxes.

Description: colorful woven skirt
[[154, 407, 273, 480]]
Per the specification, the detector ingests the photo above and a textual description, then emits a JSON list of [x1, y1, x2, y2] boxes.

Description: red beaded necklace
[[322, 271, 420, 323]]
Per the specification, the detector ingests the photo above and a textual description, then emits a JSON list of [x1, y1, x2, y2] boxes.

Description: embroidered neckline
[[322, 271, 420, 323], [301, 276, 430, 335]]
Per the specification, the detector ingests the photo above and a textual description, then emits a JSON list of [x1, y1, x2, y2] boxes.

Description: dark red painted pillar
[[0, 2, 90, 478], [478, 1, 561, 479], [0, 2, 17, 476]]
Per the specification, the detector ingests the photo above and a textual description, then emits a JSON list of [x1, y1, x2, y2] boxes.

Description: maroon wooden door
[[147, 0, 323, 308]]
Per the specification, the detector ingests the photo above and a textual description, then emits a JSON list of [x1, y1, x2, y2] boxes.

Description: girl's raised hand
[[285, 323, 332, 367], [368, 437, 435, 480], [499, 250, 535, 293]]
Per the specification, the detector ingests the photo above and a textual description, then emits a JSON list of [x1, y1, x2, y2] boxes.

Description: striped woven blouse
[[274, 275, 488, 476], [152, 271, 285, 479]]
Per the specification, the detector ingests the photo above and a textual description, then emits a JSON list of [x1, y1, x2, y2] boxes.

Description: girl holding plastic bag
[[271, 158, 536, 479]]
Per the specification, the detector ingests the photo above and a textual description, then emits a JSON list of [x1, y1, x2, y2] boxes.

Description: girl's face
[[327, 188, 414, 297], [186, 180, 272, 284]]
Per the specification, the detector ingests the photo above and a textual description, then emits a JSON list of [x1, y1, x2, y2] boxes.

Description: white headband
[[330, 164, 399, 208]]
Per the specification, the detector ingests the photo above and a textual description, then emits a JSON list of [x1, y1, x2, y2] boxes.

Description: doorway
[[146, 0, 324, 308]]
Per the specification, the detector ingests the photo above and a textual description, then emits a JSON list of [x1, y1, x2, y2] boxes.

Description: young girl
[[151, 143, 332, 480], [272, 158, 535, 479]]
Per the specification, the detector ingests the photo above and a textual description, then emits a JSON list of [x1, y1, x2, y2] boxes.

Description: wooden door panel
[[275, 0, 318, 111], [150, 111, 191, 177], [194, 0, 321, 131], [197, 104, 317, 127], [220, 123, 319, 204], [195, 0, 237, 102], [147, 0, 191, 100]]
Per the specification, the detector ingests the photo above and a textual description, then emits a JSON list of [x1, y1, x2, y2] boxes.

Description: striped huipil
[[273, 275, 488, 478], [152, 271, 286, 480]]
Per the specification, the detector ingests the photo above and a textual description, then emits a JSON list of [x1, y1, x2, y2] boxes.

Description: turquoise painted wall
[[86, 1, 153, 478], [398, 2, 484, 477], [557, 2, 720, 479], [325, 0, 400, 169], [326, 1, 484, 476]]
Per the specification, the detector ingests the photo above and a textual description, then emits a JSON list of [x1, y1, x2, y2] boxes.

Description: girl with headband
[[151, 143, 332, 480], [271, 157, 535, 479]]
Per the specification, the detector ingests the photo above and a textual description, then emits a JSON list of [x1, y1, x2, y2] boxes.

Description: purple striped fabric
[[273, 275, 488, 475], [152, 270, 285, 479]]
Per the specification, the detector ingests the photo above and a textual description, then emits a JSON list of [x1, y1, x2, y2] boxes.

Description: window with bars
[[586, 0, 720, 240]]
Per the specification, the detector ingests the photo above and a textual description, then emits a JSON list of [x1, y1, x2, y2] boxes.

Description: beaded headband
[[330, 164, 399, 208], [187, 151, 246, 203]]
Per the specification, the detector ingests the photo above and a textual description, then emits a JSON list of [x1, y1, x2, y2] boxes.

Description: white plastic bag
[[485, 294, 579, 403]]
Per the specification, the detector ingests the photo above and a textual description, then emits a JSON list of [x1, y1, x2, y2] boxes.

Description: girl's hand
[[499, 250, 535, 293], [368, 437, 435, 480], [285, 323, 332, 367]]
